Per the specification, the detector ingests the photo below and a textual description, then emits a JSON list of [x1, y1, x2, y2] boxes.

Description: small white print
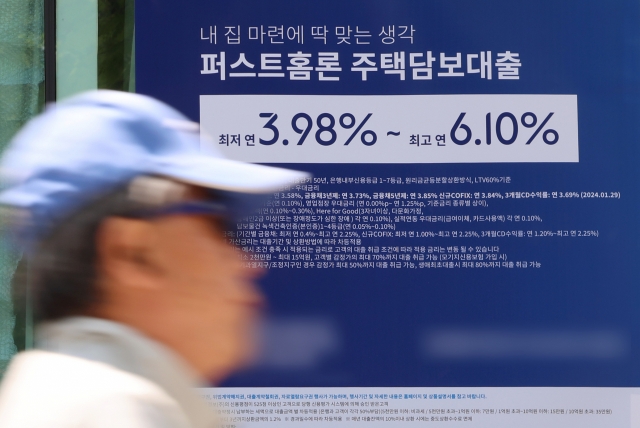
[[200, 386, 626, 428]]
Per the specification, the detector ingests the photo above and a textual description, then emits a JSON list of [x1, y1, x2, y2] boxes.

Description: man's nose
[[231, 248, 266, 307], [244, 266, 266, 307]]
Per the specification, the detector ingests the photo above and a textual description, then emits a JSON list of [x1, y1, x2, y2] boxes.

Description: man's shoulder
[[1, 349, 171, 397], [0, 350, 191, 427]]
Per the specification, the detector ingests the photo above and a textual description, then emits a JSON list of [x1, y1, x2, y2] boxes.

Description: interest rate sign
[[136, 0, 640, 394]]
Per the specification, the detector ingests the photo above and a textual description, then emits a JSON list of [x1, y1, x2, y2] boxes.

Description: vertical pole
[[44, 0, 57, 103], [24, 267, 33, 349], [125, 0, 136, 92], [32, 0, 57, 349]]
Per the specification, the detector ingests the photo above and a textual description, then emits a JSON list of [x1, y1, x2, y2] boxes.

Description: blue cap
[[0, 90, 308, 250]]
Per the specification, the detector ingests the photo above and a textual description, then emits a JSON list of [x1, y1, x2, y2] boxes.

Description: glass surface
[[0, 0, 135, 376], [98, 0, 135, 92], [0, 0, 44, 373]]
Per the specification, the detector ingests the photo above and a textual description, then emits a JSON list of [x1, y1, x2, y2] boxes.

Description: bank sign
[[137, 1, 640, 426]]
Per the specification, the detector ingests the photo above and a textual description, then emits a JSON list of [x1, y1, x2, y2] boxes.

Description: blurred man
[[0, 91, 306, 427]]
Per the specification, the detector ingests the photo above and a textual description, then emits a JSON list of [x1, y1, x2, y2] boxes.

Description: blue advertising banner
[[136, 0, 640, 401]]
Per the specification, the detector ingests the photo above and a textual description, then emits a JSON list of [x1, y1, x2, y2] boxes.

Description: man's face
[[135, 191, 264, 380]]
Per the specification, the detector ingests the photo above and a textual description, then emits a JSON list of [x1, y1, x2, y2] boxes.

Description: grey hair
[[23, 176, 192, 322], [28, 185, 135, 321]]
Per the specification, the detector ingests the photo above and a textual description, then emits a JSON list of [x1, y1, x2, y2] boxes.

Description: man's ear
[[95, 217, 161, 288]]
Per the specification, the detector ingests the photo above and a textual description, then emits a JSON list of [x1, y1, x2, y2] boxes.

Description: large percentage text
[[450, 112, 559, 146], [258, 113, 377, 146]]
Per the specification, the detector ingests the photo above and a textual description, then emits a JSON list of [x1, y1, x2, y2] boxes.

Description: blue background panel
[[137, 0, 640, 386]]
